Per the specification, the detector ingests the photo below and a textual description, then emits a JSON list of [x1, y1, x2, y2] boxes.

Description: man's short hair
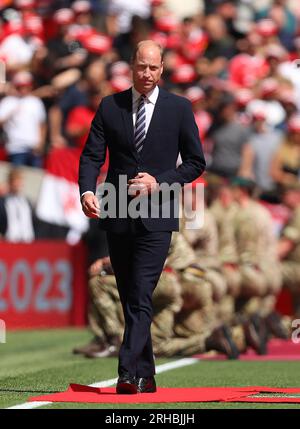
[[131, 41, 164, 64]]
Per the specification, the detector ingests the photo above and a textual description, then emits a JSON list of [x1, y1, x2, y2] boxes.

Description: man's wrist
[[81, 191, 94, 202]]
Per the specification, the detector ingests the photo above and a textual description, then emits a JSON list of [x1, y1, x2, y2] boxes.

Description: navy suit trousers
[[106, 219, 172, 378]]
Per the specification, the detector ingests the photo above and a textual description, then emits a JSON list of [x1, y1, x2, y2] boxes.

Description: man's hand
[[81, 193, 100, 218], [88, 258, 103, 277], [51, 134, 68, 148], [128, 172, 159, 197]]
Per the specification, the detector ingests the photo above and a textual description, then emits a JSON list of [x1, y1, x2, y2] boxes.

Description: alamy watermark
[[96, 176, 205, 229], [291, 319, 300, 344], [0, 319, 6, 344]]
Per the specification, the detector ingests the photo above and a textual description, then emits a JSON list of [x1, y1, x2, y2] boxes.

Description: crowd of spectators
[[1, 0, 300, 352], [0, 0, 300, 240], [0, 2, 297, 165]]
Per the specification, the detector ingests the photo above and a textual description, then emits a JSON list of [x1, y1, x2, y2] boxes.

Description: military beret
[[230, 176, 256, 189]]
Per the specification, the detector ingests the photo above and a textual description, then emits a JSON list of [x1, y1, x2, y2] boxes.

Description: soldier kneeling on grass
[[73, 256, 123, 358]]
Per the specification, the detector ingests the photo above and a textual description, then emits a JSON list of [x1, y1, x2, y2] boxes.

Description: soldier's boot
[[264, 311, 289, 340], [243, 313, 269, 355], [72, 336, 107, 355], [205, 325, 240, 360], [85, 335, 121, 358]]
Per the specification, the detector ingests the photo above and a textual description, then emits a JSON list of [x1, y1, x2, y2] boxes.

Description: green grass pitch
[[0, 328, 300, 409]]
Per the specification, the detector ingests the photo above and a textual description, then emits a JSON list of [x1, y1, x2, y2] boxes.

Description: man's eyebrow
[[136, 62, 161, 67]]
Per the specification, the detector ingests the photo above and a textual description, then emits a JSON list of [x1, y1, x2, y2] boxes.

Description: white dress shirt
[[82, 86, 160, 198], [132, 85, 159, 134]]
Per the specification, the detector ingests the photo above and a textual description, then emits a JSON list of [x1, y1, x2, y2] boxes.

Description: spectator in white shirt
[[106, 0, 151, 35], [0, 168, 35, 243], [0, 71, 47, 168], [0, 21, 35, 71]]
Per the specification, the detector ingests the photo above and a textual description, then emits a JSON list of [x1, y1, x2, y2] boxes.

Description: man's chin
[[142, 83, 154, 91]]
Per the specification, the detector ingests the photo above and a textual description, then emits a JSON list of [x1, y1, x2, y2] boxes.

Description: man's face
[[16, 85, 32, 96], [219, 187, 234, 207], [231, 186, 243, 203], [132, 46, 163, 94]]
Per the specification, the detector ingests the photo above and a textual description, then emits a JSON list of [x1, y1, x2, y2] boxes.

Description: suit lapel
[[119, 88, 139, 162], [139, 88, 168, 157], [119, 87, 169, 161]]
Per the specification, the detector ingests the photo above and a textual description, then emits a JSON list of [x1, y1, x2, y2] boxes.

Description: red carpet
[[29, 385, 300, 404], [28, 340, 300, 404], [194, 339, 300, 361]]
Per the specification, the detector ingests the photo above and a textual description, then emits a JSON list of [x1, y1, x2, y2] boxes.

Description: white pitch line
[[8, 401, 53, 410], [7, 357, 199, 409]]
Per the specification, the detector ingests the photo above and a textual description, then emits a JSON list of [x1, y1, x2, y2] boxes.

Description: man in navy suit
[[79, 40, 206, 393]]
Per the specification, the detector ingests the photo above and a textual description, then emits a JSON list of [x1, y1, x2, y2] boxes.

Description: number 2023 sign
[[0, 241, 88, 329]]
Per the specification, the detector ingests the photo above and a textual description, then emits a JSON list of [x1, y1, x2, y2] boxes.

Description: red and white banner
[[0, 241, 88, 329], [36, 147, 89, 239]]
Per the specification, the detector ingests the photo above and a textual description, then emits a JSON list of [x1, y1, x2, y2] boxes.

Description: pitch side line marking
[[7, 357, 199, 409]]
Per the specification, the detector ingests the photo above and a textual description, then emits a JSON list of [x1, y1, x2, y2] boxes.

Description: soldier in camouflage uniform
[[230, 177, 282, 313], [209, 181, 241, 325], [152, 230, 212, 357], [151, 200, 239, 359], [151, 268, 183, 345], [230, 177, 289, 350], [278, 185, 300, 317], [210, 178, 288, 351], [86, 257, 124, 357], [74, 256, 124, 358], [210, 184, 239, 287], [182, 182, 228, 321]]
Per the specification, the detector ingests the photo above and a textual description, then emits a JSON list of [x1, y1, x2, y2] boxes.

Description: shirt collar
[[132, 86, 159, 105]]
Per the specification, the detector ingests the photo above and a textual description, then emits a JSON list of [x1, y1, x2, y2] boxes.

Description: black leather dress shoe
[[136, 376, 157, 393], [116, 373, 137, 394]]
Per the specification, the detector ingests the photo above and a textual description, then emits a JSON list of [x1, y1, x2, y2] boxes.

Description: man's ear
[[160, 62, 164, 76]]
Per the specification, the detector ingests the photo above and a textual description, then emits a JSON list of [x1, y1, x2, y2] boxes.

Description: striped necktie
[[134, 94, 146, 153]]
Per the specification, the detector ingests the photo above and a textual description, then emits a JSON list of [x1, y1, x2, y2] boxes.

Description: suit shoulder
[[99, 89, 131, 111], [102, 89, 131, 104], [164, 90, 192, 108]]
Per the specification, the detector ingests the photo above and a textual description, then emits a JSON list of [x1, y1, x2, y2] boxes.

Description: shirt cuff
[[81, 191, 94, 200]]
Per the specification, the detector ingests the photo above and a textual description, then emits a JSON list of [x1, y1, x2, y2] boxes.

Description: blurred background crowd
[[1, 0, 300, 357]]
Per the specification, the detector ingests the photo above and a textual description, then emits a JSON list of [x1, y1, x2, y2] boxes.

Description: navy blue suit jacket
[[79, 87, 206, 232]]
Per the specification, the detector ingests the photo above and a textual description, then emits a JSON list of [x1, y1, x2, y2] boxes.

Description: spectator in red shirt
[[65, 88, 109, 174]]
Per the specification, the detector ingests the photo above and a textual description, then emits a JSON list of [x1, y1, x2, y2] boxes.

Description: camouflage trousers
[[281, 260, 300, 296], [224, 264, 281, 317], [89, 269, 184, 349], [153, 332, 208, 357], [223, 263, 281, 298], [179, 266, 218, 330], [152, 308, 210, 358], [88, 274, 124, 343], [152, 267, 217, 357], [151, 270, 183, 341], [204, 268, 227, 302], [280, 260, 300, 316], [201, 267, 235, 325]]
